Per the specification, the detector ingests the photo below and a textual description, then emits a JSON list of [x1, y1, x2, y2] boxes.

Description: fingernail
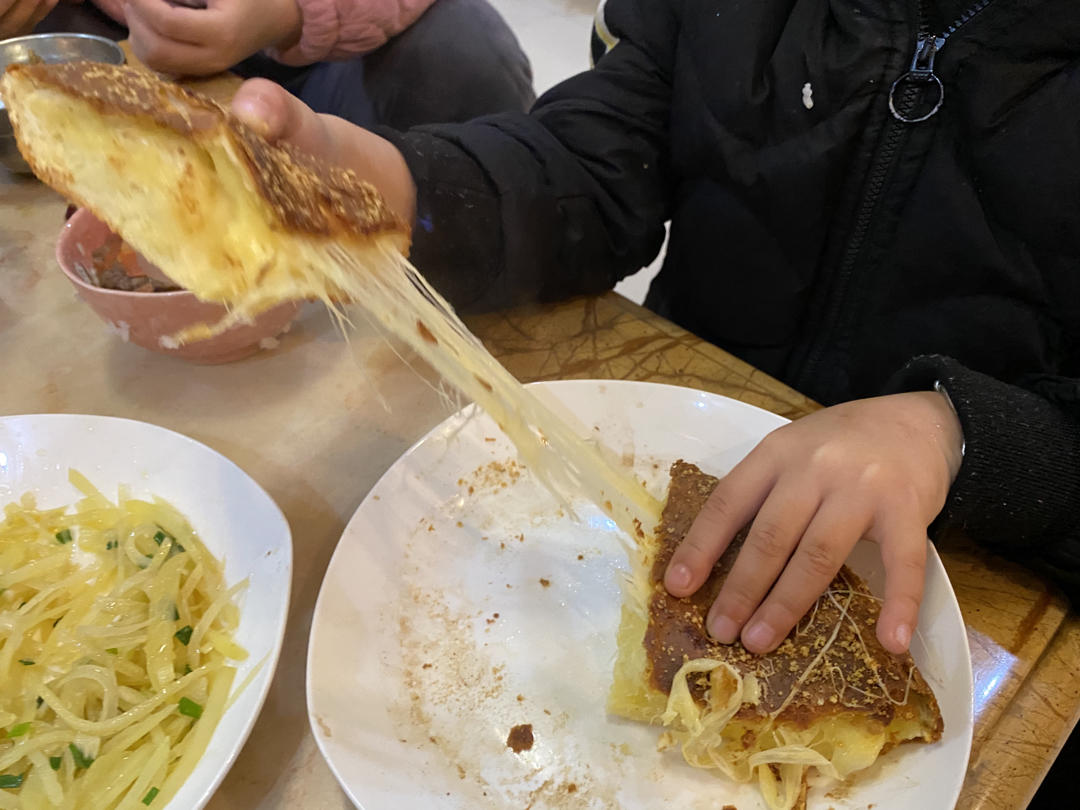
[[233, 97, 273, 136], [666, 563, 691, 592], [708, 614, 739, 644], [894, 623, 912, 651], [743, 621, 774, 652]]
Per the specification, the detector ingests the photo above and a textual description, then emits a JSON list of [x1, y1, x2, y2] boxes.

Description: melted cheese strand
[[176, 238, 662, 544]]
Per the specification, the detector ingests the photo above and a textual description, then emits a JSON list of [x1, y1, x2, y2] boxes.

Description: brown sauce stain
[[505, 723, 534, 753], [416, 319, 438, 344], [1010, 587, 1054, 653]]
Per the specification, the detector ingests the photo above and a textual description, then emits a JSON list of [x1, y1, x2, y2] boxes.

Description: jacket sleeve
[[378, 0, 676, 312], [270, 0, 437, 65], [886, 355, 1080, 602]]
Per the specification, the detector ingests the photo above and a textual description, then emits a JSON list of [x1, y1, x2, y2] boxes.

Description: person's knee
[[365, 0, 536, 127], [424, 0, 534, 97]]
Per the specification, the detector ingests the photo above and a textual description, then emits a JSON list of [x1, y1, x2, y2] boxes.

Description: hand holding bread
[[230, 77, 416, 224]]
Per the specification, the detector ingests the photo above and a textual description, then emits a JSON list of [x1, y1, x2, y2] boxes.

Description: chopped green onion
[[17, 660, 34, 666], [171, 605, 180, 621], [35, 697, 43, 709], [105, 648, 118, 655], [174, 625, 193, 646], [68, 743, 94, 769], [6, 723, 30, 738], [48, 756, 61, 771], [55, 529, 72, 545], [153, 530, 169, 546], [106, 540, 117, 550], [142, 787, 160, 805], [182, 664, 192, 675], [177, 697, 203, 719], [0, 773, 23, 789]]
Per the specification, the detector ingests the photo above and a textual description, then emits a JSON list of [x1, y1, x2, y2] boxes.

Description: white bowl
[[0, 413, 292, 809]]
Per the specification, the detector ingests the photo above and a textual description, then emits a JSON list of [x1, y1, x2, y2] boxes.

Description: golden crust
[[645, 461, 943, 736], [1, 61, 407, 241]]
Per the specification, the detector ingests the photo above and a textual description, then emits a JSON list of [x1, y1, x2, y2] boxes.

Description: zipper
[[889, 0, 993, 122], [792, 0, 994, 395]]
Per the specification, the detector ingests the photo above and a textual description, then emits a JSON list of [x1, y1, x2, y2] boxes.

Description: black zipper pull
[[910, 34, 947, 77], [889, 34, 947, 123], [888, 0, 994, 124]]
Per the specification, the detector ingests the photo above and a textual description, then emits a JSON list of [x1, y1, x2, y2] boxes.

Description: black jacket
[[384, 0, 1080, 596]]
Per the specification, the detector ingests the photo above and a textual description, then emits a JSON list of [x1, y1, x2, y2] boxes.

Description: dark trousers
[[35, 0, 536, 129], [1029, 725, 1078, 809]]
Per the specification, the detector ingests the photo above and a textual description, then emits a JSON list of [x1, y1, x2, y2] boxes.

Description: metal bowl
[[1, 33, 125, 175]]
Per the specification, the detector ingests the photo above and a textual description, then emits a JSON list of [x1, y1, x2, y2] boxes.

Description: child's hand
[[663, 391, 964, 656], [124, 0, 302, 76], [231, 79, 417, 223], [0, 0, 61, 38]]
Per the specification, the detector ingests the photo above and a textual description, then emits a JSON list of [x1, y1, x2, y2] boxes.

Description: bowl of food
[[1, 33, 126, 174], [0, 412, 292, 809], [57, 209, 301, 363]]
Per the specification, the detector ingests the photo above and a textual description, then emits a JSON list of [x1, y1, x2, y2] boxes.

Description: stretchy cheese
[[0, 61, 661, 542]]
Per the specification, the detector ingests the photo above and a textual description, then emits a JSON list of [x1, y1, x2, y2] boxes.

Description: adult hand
[[125, 0, 302, 76], [231, 78, 417, 224], [0, 0, 61, 39], [664, 391, 964, 656]]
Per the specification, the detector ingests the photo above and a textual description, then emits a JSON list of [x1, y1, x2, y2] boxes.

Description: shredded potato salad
[[0, 471, 246, 808]]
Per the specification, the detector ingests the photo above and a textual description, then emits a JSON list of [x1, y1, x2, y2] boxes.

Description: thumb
[[232, 79, 336, 165], [231, 79, 296, 140], [231, 79, 334, 164]]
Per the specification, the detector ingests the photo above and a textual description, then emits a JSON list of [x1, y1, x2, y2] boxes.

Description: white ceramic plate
[[0, 414, 292, 810], [307, 380, 973, 810]]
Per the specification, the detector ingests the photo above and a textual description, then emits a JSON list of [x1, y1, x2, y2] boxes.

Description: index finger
[[663, 445, 778, 598]]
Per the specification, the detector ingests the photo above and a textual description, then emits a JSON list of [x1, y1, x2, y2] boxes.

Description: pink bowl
[[56, 209, 300, 364]]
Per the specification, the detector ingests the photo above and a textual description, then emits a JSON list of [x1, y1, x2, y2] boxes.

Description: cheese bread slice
[[1, 60, 409, 336]]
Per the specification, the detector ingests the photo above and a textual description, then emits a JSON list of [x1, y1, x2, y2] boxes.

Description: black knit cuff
[[884, 355, 1080, 556]]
